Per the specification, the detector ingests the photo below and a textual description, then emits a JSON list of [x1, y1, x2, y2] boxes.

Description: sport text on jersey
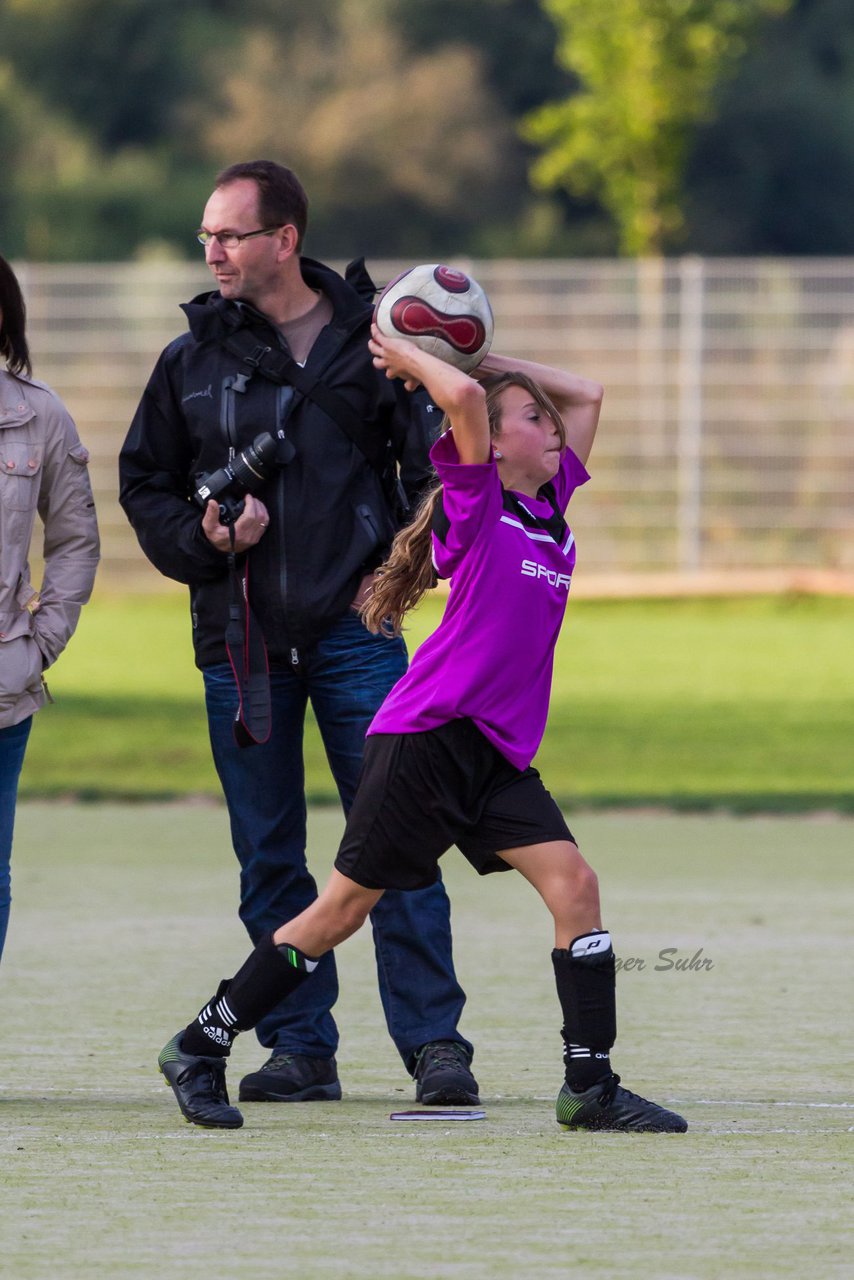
[[520, 559, 573, 591]]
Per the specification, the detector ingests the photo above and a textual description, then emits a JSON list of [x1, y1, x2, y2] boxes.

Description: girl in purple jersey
[[158, 329, 687, 1135]]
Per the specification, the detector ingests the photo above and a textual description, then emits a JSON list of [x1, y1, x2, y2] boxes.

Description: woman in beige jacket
[[0, 253, 99, 962]]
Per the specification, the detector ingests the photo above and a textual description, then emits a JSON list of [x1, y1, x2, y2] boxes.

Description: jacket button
[[28, 459, 38, 468], [17, 403, 25, 410], [6, 460, 14, 469]]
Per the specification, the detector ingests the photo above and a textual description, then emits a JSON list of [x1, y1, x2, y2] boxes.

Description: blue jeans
[[0, 717, 32, 964], [203, 611, 470, 1069]]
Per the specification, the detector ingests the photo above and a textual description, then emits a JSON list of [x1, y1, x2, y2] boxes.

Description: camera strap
[[224, 531, 272, 748], [220, 327, 389, 475]]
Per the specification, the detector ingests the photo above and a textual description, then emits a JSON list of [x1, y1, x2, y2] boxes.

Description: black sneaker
[[413, 1041, 480, 1105], [158, 1033, 243, 1129], [556, 1073, 687, 1132], [238, 1053, 342, 1102]]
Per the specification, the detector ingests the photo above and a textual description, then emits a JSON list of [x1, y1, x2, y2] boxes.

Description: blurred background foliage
[[1, 0, 853, 261]]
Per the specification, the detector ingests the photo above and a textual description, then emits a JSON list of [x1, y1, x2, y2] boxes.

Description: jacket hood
[[180, 256, 377, 345]]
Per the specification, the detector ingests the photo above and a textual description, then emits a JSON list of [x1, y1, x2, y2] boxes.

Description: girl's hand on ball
[[369, 325, 421, 390]]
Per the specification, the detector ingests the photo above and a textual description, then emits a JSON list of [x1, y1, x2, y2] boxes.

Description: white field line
[[687, 1099, 854, 1108], [532, 1096, 854, 1108]]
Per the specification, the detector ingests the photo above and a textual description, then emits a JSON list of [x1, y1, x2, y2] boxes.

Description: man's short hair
[[215, 160, 309, 251]]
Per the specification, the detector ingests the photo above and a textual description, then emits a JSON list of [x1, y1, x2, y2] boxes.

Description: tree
[[0, 0, 238, 148], [0, 0, 245, 258], [525, 0, 792, 254], [390, 0, 575, 117], [202, 3, 522, 257], [5, 0, 846, 260], [388, 0, 617, 254], [685, 0, 854, 253]]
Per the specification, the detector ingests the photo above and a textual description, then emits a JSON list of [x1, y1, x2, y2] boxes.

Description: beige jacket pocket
[[0, 441, 42, 510], [0, 632, 46, 727]]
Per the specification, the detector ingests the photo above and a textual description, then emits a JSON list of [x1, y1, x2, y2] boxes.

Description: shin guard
[[182, 932, 319, 1056], [552, 930, 617, 1090]]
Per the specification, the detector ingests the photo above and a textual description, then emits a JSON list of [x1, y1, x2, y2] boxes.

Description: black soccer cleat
[[556, 1073, 687, 1133], [238, 1053, 342, 1102], [158, 1033, 244, 1129], [413, 1041, 480, 1106]]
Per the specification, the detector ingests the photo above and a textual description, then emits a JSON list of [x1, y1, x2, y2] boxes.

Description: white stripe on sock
[[215, 997, 237, 1026]]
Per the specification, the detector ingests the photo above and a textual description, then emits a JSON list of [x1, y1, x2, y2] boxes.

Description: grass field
[[0, 803, 851, 1278], [21, 592, 854, 809]]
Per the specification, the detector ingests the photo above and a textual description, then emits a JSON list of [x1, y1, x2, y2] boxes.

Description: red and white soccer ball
[[373, 264, 494, 373]]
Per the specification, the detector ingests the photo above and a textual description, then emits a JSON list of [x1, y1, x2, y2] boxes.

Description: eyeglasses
[[196, 226, 282, 249]]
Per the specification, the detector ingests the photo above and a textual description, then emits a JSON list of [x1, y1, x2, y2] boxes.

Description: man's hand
[[202, 494, 271, 553]]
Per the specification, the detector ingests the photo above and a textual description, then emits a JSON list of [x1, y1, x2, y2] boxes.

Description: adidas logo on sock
[[202, 1025, 232, 1047]]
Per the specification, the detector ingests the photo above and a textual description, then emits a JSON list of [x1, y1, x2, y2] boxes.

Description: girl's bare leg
[[273, 870, 384, 956], [497, 838, 614, 1097], [497, 839, 601, 948], [497, 837, 688, 1131]]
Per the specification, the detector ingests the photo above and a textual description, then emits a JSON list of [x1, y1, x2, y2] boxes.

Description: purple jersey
[[368, 431, 590, 769]]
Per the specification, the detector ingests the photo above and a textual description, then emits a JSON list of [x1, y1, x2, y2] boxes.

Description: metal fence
[[15, 257, 854, 588]]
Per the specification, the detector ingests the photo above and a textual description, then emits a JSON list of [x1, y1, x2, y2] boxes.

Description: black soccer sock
[[552, 929, 617, 1092], [181, 932, 319, 1058]]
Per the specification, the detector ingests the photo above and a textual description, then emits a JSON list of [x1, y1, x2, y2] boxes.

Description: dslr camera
[[194, 431, 289, 526]]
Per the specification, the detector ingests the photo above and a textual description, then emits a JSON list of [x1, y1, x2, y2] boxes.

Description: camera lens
[[229, 432, 278, 492]]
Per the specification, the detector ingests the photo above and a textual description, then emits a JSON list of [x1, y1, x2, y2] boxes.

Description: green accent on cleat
[[556, 1075, 687, 1133], [555, 1091, 587, 1126], [158, 1033, 244, 1129]]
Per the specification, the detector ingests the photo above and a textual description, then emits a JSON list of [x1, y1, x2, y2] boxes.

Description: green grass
[[20, 592, 854, 809], [1, 804, 851, 1278]]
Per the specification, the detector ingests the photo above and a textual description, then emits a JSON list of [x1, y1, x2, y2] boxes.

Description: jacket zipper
[[275, 383, 298, 665], [220, 375, 237, 455]]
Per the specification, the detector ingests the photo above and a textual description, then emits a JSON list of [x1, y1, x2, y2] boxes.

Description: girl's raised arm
[[369, 325, 490, 465], [476, 352, 603, 466]]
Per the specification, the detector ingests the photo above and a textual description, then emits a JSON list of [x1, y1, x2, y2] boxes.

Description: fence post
[[636, 256, 668, 461], [677, 255, 705, 573]]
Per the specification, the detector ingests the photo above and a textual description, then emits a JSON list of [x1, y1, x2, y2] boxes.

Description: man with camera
[[119, 160, 478, 1107]]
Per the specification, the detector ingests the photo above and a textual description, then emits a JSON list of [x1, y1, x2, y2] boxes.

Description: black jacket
[[119, 257, 438, 667]]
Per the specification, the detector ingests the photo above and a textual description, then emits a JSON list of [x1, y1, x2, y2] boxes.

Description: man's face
[[199, 178, 281, 307]]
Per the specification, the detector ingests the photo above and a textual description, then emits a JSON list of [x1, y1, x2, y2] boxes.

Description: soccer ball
[[373, 264, 494, 373]]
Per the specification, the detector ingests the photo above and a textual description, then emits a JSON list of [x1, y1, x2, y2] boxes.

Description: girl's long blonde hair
[[361, 372, 565, 636]]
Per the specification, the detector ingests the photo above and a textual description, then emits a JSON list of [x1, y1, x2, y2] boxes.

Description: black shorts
[[334, 718, 574, 891]]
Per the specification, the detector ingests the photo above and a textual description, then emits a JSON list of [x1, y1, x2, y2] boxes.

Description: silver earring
[[494, 450, 503, 459]]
